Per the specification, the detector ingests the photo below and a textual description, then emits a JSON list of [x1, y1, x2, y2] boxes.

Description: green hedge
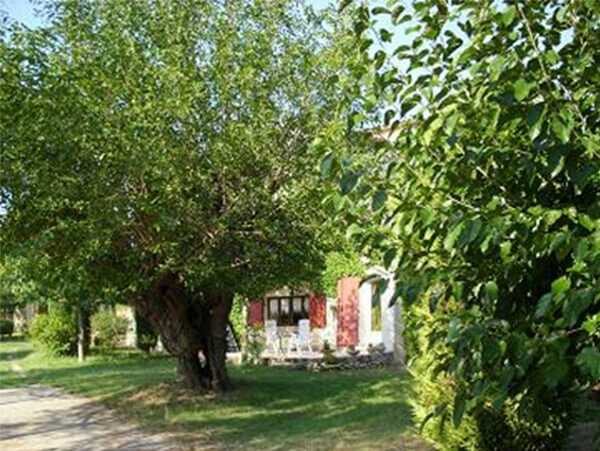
[[29, 310, 77, 356]]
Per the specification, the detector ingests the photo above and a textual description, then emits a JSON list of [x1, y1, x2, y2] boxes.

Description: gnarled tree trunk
[[199, 291, 233, 391], [132, 273, 234, 391]]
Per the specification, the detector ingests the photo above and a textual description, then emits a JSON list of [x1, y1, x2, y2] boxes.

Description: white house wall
[[381, 278, 396, 353], [358, 282, 372, 347], [356, 269, 400, 355]]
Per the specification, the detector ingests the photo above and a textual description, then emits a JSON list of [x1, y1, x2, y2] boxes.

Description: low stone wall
[[263, 350, 395, 371], [309, 351, 394, 371]]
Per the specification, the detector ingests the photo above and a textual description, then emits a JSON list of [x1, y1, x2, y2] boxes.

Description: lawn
[[0, 338, 427, 450]]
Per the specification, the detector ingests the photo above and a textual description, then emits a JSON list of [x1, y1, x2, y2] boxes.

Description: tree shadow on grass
[[0, 348, 32, 362], [23, 355, 178, 402], [163, 366, 421, 448], [0, 338, 32, 362]]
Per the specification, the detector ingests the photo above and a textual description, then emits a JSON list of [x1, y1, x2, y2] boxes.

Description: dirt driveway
[[0, 385, 183, 450]]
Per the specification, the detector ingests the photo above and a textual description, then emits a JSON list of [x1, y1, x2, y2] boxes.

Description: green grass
[[0, 337, 426, 449]]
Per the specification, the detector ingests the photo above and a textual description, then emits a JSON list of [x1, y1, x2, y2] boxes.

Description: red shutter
[[309, 293, 327, 328], [247, 300, 264, 326], [336, 277, 359, 347]]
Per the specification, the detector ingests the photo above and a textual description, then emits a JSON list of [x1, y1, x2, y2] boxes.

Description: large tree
[[1, 0, 347, 390]]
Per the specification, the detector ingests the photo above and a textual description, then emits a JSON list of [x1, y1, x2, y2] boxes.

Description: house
[[247, 267, 404, 363]]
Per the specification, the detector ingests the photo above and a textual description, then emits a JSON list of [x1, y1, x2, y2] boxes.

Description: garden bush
[[29, 310, 77, 356], [0, 318, 14, 337], [91, 310, 129, 350], [406, 295, 576, 450], [135, 311, 157, 353], [244, 324, 266, 364]]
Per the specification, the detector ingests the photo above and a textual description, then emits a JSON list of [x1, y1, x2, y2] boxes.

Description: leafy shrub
[[91, 310, 129, 350], [406, 299, 481, 450], [406, 295, 575, 450], [0, 318, 14, 337], [29, 310, 77, 356], [134, 311, 158, 353]]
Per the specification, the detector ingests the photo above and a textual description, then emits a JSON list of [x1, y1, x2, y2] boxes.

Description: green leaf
[[576, 347, 600, 380], [480, 233, 493, 254], [500, 241, 511, 262], [339, 0, 353, 12], [563, 290, 593, 327], [380, 29, 393, 43], [502, 6, 517, 27], [482, 336, 504, 365], [453, 392, 466, 428], [543, 209, 563, 227], [535, 293, 553, 318], [542, 355, 569, 388], [340, 171, 359, 194], [372, 189, 387, 212], [582, 314, 600, 336], [556, 6, 568, 23], [550, 232, 570, 260], [550, 156, 565, 179], [459, 218, 482, 246], [578, 214, 597, 232], [371, 6, 391, 15], [513, 78, 533, 101], [526, 104, 544, 140], [422, 117, 444, 146], [320, 153, 335, 178], [444, 223, 465, 252], [551, 115, 572, 144], [484, 281, 499, 302], [420, 402, 448, 434], [551, 276, 571, 295], [383, 248, 396, 268]]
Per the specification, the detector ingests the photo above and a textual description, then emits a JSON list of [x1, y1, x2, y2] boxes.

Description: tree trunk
[[178, 354, 206, 390], [202, 292, 234, 390], [77, 305, 85, 362], [131, 274, 234, 391]]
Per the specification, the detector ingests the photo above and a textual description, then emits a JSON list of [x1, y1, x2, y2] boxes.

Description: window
[[371, 284, 382, 332], [266, 295, 309, 326]]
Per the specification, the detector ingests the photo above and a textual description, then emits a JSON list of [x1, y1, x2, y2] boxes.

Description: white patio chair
[[265, 320, 280, 357], [296, 319, 311, 355]]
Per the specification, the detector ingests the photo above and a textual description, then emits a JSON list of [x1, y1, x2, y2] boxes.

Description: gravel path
[[0, 385, 183, 450]]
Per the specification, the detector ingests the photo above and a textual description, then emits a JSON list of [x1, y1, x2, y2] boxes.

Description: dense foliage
[[29, 310, 77, 356], [91, 310, 129, 350], [319, 250, 366, 297], [333, 0, 600, 448], [1, 0, 348, 389]]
